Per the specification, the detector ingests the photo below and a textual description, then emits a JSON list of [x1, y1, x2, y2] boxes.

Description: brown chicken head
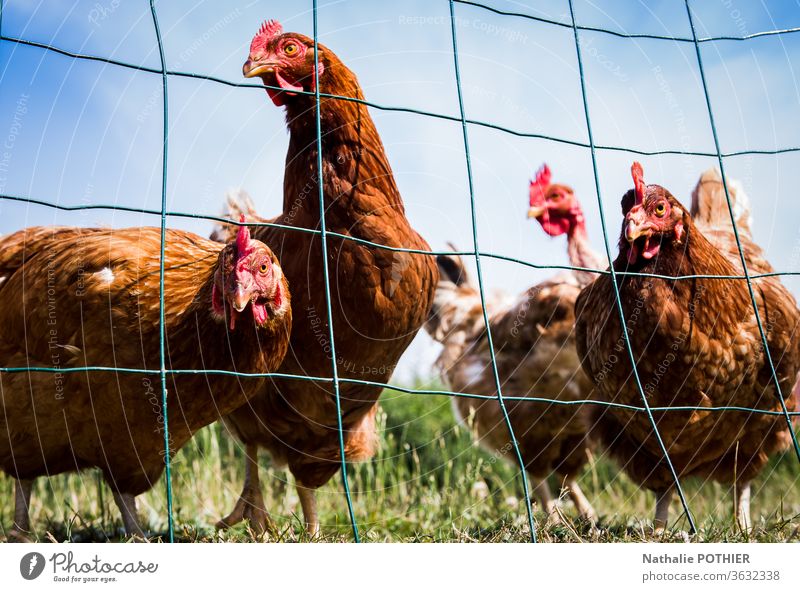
[[527, 163, 583, 237], [242, 19, 325, 106], [620, 161, 686, 265], [212, 219, 288, 331]]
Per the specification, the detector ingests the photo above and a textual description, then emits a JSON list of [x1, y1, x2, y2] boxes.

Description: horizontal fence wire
[[455, 0, 800, 43], [0, 363, 797, 415], [3, 35, 800, 157], [3, 191, 800, 282], [0, 363, 798, 414], [1, 0, 799, 541]]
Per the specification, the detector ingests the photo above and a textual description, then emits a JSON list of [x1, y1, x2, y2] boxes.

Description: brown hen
[[0, 224, 291, 539], [575, 163, 800, 531], [212, 20, 436, 536]]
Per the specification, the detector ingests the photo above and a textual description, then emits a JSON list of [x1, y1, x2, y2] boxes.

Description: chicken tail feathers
[[424, 245, 479, 346], [210, 188, 262, 243], [436, 242, 470, 287], [691, 168, 753, 236]]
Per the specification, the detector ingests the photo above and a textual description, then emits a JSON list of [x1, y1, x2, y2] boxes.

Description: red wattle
[[275, 70, 303, 94], [267, 70, 303, 106], [540, 215, 571, 237], [267, 87, 286, 107], [211, 284, 224, 317]]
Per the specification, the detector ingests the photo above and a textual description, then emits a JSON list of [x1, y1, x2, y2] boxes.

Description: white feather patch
[[462, 359, 487, 387], [95, 267, 115, 283]]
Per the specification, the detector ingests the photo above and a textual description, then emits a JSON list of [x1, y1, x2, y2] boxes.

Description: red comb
[[236, 214, 254, 256], [528, 163, 552, 206], [249, 19, 283, 56], [631, 161, 645, 205]]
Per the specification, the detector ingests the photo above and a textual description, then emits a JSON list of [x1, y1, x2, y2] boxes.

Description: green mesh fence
[[0, 0, 799, 543]]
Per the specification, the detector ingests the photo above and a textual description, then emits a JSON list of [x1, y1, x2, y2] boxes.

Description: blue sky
[[1, 0, 799, 381]]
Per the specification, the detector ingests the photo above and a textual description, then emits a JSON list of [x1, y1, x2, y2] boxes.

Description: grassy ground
[[2, 381, 799, 542]]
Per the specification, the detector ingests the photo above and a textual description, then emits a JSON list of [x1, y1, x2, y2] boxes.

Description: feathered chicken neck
[[567, 220, 604, 285], [282, 48, 405, 219], [167, 256, 235, 341]]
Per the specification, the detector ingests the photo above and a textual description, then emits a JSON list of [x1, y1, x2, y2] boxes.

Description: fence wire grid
[[0, 0, 799, 543]]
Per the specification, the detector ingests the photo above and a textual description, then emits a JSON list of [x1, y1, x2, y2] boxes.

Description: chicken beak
[[527, 205, 546, 219], [625, 220, 649, 243], [232, 284, 251, 312], [243, 60, 276, 79]]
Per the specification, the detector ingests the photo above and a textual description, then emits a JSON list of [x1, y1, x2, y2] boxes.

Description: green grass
[[2, 380, 799, 542]]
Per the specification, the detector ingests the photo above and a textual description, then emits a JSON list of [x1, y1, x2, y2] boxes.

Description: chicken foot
[[297, 482, 320, 538], [216, 444, 275, 536]]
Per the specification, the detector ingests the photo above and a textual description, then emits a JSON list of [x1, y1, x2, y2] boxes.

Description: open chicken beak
[[243, 59, 276, 79], [527, 205, 546, 219], [625, 220, 650, 243]]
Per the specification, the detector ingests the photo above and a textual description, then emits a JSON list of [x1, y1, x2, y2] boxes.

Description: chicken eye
[[284, 43, 298, 56], [259, 263, 269, 274], [654, 202, 666, 217]]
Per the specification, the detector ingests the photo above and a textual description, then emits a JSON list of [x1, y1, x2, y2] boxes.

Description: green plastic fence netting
[[0, 0, 799, 543]]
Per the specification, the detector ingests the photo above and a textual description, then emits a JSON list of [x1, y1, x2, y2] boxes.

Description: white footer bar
[[1, 542, 797, 590]]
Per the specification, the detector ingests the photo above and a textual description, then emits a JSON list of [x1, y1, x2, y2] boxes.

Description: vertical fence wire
[[684, 0, 800, 463], [448, 0, 537, 542], [148, 0, 175, 543], [311, 0, 360, 542], [566, 0, 697, 534]]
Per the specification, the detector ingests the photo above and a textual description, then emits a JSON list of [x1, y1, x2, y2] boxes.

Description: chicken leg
[[532, 478, 562, 525], [734, 481, 752, 533], [565, 478, 597, 524], [653, 488, 673, 534], [8, 479, 34, 541], [216, 444, 274, 535], [111, 491, 145, 540], [297, 483, 320, 538]]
